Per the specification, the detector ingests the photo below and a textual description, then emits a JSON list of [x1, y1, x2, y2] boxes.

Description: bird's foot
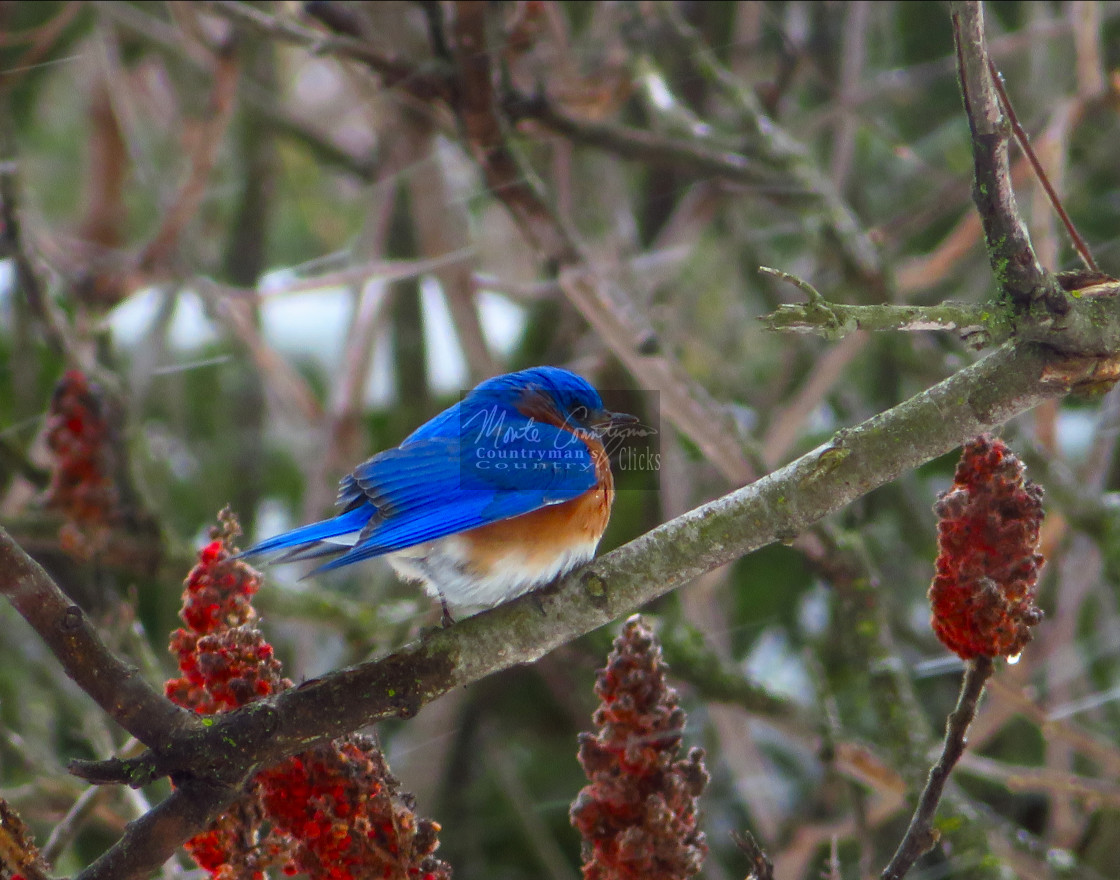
[[439, 594, 456, 628]]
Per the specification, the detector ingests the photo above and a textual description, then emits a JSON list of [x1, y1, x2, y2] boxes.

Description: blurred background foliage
[[2, 1, 1120, 878]]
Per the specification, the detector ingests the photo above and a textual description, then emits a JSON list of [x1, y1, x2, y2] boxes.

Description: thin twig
[[829, 1, 872, 191], [504, 91, 777, 190], [483, 726, 580, 880], [0, 127, 82, 365], [986, 58, 1098, 272], [896, 152, 1036, 295], [303, 166, 398, 517], [761, 333, 868, 468], [205, 0, 453, 102], [808, 10, 1111, 127], [206, 288, 325, 424], [137, 42, 240, 275], [40, 786, 106, 866], [0, 527, 197, 751], [0, 1, 80, 49], [471, 244, 691, 303], [992, 651, 1120, 767], [881, 656, 995, 880], [660, 625, 802, 721], [759, 266, 826, 304], [958, 752, 1120, 808], [0, 1, 81, 91], [732, 829, 775, 880], [402, 120, 498, 379], [252, 249, 476, 299]]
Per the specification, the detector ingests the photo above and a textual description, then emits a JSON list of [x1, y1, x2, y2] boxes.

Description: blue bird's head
[[474, 366, 634, 436]]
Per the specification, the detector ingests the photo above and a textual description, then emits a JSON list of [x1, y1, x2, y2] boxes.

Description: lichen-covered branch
[[758, 266, 1002, 343], [762, 298, 1005, 345], [761, 267, 1120, 358]]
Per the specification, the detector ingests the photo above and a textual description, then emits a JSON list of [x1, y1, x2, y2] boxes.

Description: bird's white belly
[[387, 533, 601, 614]]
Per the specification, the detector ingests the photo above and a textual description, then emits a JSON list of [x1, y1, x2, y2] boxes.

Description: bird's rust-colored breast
[[457, 435, 614, 576]]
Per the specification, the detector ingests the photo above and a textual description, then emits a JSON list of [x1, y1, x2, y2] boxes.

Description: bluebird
[[241, 367, 634, 621]]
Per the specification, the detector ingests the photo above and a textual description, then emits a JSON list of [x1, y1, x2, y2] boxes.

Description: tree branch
[[986, 57, 1099, 273], [205, 0, 453, 103], [881, 656, 995, 880], [763, 300, 1005, 343], [0, 527, 199, 751], [761, 266, 1120, 358], [951, 1, 1052, 305], [503, 90, 778, 190], [74, 781, 241, 880]]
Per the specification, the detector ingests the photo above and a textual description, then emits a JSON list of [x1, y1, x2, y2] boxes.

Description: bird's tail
[[237, 505, 372, 562]]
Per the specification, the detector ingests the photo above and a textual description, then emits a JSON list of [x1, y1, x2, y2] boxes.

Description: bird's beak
[[589, 408, 638, 434]]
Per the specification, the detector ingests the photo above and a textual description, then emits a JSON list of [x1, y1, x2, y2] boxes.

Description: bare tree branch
[[205, 0, 453, 103], [986, 57, 1099, 273], [881, 657, 995, 880], [74, 782, 241, 880], [0, 526, 198, 751], [503, 91, 778, 191], [137, 41, 240, 276], [951, 1, 1051, 305]]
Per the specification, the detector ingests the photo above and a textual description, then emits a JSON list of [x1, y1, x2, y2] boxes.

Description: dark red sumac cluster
[[571, 615, 708, 880], [44, 369, 121, 556], [928, 434, 1045, 660], [168, 511, 449, 880], [166, 524, 287, 715]]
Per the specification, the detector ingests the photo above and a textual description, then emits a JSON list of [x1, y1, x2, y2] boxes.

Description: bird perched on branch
[[240, 366, 634, 622]]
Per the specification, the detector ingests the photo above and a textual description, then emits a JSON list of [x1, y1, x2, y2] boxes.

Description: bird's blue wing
[[398, 400, 465, 445]]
